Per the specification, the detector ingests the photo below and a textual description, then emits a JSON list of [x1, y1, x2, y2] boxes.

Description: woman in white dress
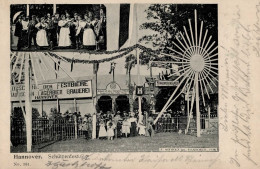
[[98, 120, 107, 139], [58, 14, 71, 47], [35, 17, 48, 47], [82, 14, 96, 49], [122, 117, 130, 137]]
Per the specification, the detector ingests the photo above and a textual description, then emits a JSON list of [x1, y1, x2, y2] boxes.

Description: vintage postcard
[[0, 0, 259, 169]]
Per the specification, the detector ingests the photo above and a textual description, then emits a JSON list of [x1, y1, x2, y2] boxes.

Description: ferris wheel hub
[[190, 54, 205, 72]]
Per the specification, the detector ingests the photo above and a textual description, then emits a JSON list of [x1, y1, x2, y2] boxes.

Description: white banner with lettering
[[11, 80, 92, 101]]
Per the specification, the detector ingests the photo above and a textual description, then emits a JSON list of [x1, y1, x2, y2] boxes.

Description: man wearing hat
[[14, 16, 23, 50], [46, 13, 56, 50], [27, 15, 38, 49]]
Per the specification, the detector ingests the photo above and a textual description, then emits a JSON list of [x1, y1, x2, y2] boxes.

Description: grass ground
[[11, 132, 218, 153]]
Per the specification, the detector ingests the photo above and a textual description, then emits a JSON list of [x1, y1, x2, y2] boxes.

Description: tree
[[139, 4, 218, 64]]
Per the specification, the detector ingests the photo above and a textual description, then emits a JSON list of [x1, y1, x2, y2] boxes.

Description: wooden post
[[26, 4, 30, 17], [74, 115, 78, 139], [208, 106, 210, 129], [40, 100, 43, 117], [74, 98, 77, 112], [25, 54, 32, 152], [195, 72, 201, 137], [92, 75, 97, 139], [53, 4, 56, 15]]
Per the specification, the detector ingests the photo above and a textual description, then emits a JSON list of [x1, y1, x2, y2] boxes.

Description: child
[[98, 119, 107, 139], [138, 122, 146, 136], [121, 117, 130, 138], [107, 121, 115, 140]]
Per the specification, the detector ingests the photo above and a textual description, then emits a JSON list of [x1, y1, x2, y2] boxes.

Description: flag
[[109, 62, 116, 74], [106, 4, 137, 50]]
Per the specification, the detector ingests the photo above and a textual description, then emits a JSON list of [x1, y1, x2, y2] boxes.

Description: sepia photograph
[[10, 3, 218, 153]]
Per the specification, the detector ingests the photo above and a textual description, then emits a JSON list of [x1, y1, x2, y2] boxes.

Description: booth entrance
[[98, 96, 112, 113], [115, 95, 129, 113]]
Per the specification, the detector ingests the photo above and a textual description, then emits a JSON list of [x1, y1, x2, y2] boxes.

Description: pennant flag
[[93, 62, 99, 74]]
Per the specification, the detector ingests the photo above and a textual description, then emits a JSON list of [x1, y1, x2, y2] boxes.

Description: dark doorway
[[115, 95, 129, 112], [98, 96, 112, 113]]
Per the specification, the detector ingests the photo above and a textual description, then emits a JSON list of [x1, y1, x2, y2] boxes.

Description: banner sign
[[155, 80, 179, 87], [97, 82, 129, 95], [11, 80, 92, 101]]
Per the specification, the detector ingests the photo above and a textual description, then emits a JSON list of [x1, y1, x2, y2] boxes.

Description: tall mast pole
[[25, 53, 32, 152], [195, 72, 201, 137]]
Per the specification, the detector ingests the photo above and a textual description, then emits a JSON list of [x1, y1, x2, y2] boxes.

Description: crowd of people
[[78, 110, 156, 140], [13, 8, 106, 51]]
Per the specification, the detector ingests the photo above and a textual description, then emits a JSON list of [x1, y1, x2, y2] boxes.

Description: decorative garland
[[46, 44, 158, 64]]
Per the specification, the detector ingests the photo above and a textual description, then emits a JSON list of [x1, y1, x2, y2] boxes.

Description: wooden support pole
[[208, 106, 211, 129], [195, 72, 201, 137], [25, 54, 32, 152]]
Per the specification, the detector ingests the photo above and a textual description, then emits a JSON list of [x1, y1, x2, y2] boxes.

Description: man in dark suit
[[27, 15, 38, 49], [14, 16, 23, 50]]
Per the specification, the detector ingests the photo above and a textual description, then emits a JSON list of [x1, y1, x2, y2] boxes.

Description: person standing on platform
[[35, 17, 49, 48], [53, 13, 60, 46], [27, 15, 38, 49], [46, 14, 56, 50], [21, 15, 29, 48], [58, 14, 71, 47], [95, 7, 106, 50], [14, 16, 23, 50], [82, 13, 96, 50], [75, 15, 84, 49]]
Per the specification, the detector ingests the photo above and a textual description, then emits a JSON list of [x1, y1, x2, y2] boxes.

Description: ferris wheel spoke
[[198, 73, 206, 106], [195, 10, 198, 54], [201, 35, 212, 55], [205, 62, 218, 66], [154, 68, 192, 124], [204, 66, 218, 77], [199, 29, 208, 55], [198, 21, 203, 52], [188, 19, 196, 52], [202, 68, 219, 83], [205, 46, 218, 58], [168, 67, 192, 84], [175, 36, 193, 57], [165, 70, 194, 110], [168, 66, 190, 77], [185, 71, 195, 96], [161, 52, 190, 62], [200, 70, 214, 93], [165, 48, 191, 62], [200, 72, 210, 99], [172, 41, 192, 58], [202, 41, 215, 58], [201, 69, 217, 88], [18, 53, 25, 83], [205, 53, 218, 62], [205, 64, 218, 71], [184, 26, 195, 54], [205, 57, 218, 62], [180, 32, 194, 56]]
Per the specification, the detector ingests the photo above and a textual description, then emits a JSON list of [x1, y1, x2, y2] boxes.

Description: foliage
[[139, 4, 218, 63], [12, 107, 41, 119]]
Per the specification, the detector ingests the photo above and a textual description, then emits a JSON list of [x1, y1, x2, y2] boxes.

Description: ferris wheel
[[154, 10, 218, 137]]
